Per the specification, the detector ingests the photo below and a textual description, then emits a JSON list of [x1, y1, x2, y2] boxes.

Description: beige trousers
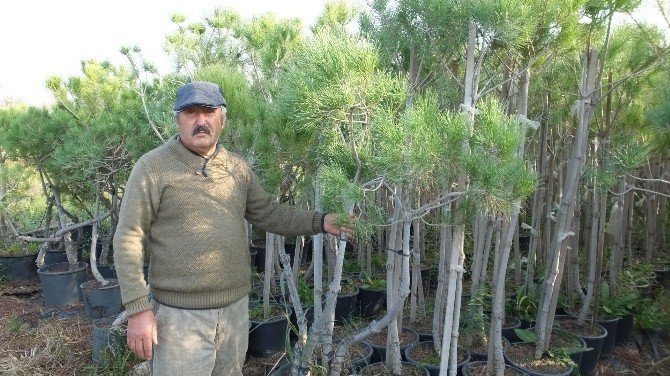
[[151, 295, 249, 376]]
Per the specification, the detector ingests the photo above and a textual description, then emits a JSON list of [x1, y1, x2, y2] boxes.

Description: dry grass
[[0, 280, 93, 376]]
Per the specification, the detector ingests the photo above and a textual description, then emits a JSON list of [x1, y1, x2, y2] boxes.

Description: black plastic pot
[[249, 247, 257, 271], [0, 253, 38, 281], [410, 266, 433, 291], [503, 342, 574, 376], [334, 287, 359, 325], [462, 360, 526, 376], [348, 341, 374, 374], [80, 279, 123, 319], [555, 316, 608, 376], [251, 245, 266, 272], [467, 337, 510, 362], [248, 305, 292, 357], [654, 266, 670, 289], [404, 341, 469, 376], [44, 249, 68, 265], [37, 261, 89, 307], [615, 313, 634, 345], [44, 248, 82, 266], [92, 315, 125, 365], [359, 361, 429, 375], [502, 316, 522, 343], [363, 327, 419, 364], [356, 286, 386, 319], [597, 316, 620, 359], [288, 304, 314, 337], [97, 265, 117, 280], [578, 324, 607, 376]]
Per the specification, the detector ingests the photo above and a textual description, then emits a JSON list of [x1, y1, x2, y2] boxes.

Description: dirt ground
[[1, 278, 669, 375]]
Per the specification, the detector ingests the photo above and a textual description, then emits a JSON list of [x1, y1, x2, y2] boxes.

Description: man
[[113, 81, 352, 375]]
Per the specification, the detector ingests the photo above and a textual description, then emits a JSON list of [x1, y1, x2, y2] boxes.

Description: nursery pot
[[359, 361, 429, 376], [503, 342, 574, 376], [288, 304, 314, 338], [597, 316, 620, 359], [654, 266, 670, 289], [615, 313, 634, 345], [249, 247, 257, 271], [96, 264, 117, 280], [363, 327, 419, 364], [578, 324, 607, 376], [37, 261, 88, 307], [44, 247, 82, 266], [44, 249, 69, 265], [0, 253, 38, 281], [467, 336, 510, 362], [250, 245, 266, 272], [555, 316, 608, 376], [334, 286, 359, 325], [501, 316, 522, 343], [404, 341, 470, 376], [80, 279, 123, 319], [348, 341, 374, 374], [462, 360, 526, 376], [248, 305, 292, 357], [92, 315, 126, 365], [356, 286, 386, 319]]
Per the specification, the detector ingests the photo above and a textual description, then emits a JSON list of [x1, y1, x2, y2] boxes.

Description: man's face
[[176, 106, 226, 156]]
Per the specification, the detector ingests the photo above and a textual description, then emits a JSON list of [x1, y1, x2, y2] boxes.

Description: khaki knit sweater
[[113, 135, 323, 316]]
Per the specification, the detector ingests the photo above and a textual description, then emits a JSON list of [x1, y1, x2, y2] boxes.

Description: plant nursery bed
[[1, 278, 669, 375]]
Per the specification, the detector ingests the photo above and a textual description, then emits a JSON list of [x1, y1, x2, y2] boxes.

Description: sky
[[0, 0, 667, 107], [0, 0, 340, 106]]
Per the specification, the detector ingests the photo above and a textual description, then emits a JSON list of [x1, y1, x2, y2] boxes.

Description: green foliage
[[460, 287, 491, 340], [372, 91, 465, 187], [0, 240, 40, 256], [648, 73, 670, 152], [598, 280, 639, 318], [515, 327, 589, 367], [0, 158, 45, 232], [465, 100, 538, 214], [8, 316, 28, 336], [620, 260, 656, 286], [635, 293, 670, 333], [360, 273, 386, 290], [83, 344, 141, 376], [320, 165, 362, 213], [297, 277, 315, 306], [515, 328, 538, 343], [242, 13, 304, 80], [312, 0, 359, 35], [165, 7, 244, 76], [509, 284, 540, 322]]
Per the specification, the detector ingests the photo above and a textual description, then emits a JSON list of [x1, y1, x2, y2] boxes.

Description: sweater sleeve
[[244, 170, 324, 236], [113, 160, 159, 316]]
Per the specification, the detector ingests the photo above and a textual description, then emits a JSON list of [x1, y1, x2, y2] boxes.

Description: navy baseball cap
[[174, 81, 227, 112]]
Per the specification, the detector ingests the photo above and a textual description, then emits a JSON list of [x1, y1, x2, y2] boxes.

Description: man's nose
[[194, 111, 209, 122]]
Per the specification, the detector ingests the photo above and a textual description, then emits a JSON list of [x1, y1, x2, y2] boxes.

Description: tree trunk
[[607, 178, 626, 291], [534, 49, 598, 358]]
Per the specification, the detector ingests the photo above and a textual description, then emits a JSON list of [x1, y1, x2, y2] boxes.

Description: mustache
[[192, 125, 211, 136]]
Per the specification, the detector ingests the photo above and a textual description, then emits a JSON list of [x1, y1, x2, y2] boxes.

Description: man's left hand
[[323, 213, 355, 240]]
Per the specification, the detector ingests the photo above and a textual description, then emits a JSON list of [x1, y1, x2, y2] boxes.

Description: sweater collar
[[166, 135, 226, 176]]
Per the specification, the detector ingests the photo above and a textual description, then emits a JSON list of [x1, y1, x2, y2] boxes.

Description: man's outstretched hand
[[323, 213, 355, 240]]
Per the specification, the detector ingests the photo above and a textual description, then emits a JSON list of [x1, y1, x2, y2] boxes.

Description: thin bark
[[263, 232, 275, 319], [534, 49, 598, 358], [89, 179, 107, 284], [608, 179, 626, 290]]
